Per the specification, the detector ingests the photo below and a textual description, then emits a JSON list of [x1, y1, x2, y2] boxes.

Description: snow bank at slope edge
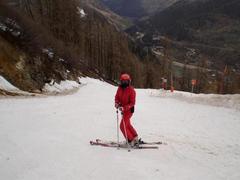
[[150, 89, 240, 111]]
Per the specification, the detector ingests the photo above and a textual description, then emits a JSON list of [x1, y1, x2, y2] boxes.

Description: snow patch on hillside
[[0, 76, 20, 91], [77, 7, 86, 18], [79, 77, 110, 86], [0, 76, 38, 96], [0, 76, 36, 96], [0, 22, 7, 31], [42, 79, 80, 94], [0, 18, 22, 37], [42, 48, 54, 58]]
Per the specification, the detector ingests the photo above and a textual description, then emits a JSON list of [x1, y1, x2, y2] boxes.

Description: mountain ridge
[[99, 0, 181, 20]]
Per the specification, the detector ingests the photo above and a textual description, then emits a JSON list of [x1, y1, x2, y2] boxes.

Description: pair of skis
[[90, 139, 166, 150]]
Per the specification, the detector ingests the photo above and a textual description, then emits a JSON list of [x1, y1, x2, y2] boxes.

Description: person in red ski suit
[[115, 74, 138, 144]]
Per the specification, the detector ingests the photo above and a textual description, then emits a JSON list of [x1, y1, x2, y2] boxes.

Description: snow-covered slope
[[0, 77, 240, 180]]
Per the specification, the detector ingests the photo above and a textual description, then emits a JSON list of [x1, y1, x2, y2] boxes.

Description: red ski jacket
[[115, 86, 136, 113]]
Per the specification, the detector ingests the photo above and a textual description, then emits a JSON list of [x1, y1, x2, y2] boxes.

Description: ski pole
[[122, 111, 131, 152], [116, 109, 120, 149]]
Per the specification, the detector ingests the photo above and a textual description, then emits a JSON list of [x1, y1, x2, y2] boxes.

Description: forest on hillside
[[0, 0, 164, 91]]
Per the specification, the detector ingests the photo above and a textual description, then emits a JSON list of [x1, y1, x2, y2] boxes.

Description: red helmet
[[120, 74, 131, 81]]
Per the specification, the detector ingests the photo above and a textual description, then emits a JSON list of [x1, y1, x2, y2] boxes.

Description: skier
[[115, 73, 139, 147]]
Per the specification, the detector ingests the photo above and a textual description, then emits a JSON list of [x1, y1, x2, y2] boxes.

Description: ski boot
[[130, 136, 140, 148]]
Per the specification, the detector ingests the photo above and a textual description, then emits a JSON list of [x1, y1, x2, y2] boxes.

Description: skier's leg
[[129, 123, 138, 139], [120, 113, 134, 141], [120, 119, 133, 141], [126, 112, 138, 140]]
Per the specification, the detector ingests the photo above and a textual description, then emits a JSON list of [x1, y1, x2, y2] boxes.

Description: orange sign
[[192, 79, 197, 86]]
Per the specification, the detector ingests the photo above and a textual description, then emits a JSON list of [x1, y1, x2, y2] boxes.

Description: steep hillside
[[0, 3, 80, 91], [0, 0, 164, 92]]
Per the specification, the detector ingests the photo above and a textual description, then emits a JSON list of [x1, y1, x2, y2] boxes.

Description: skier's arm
[[124, 88, 136, 111]]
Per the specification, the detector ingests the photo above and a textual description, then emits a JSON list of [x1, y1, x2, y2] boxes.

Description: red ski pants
[[120, 111, 138, 141]]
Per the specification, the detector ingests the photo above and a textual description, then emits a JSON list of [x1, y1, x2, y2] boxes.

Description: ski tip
[[137, 146, 159, 149]]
